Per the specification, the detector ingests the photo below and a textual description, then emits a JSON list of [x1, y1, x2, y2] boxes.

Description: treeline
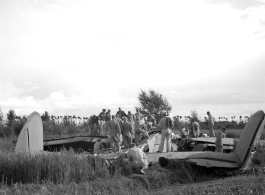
[[0, 110, 92, 139], [0, 109, 248, 139]]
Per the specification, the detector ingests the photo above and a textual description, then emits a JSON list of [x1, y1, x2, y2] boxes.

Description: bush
[[226, 131, 241, 139]]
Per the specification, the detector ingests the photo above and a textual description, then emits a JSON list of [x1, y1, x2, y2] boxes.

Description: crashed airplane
[[15, 110, 265, 171]]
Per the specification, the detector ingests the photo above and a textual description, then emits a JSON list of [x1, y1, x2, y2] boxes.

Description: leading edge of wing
[[146, 151, 240, 168]]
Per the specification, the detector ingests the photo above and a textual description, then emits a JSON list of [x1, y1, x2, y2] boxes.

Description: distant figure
[[215, 127, 226, 153], [105, 109, 111, 122], [121, 117, 132, 149], [94, 139, 105, 154], [98, 109, 106, 136], [115, 114, 123, 127], [135, 108, 143, 122], [157, 111, 173, 152], [127, 143, 149, 175], [179, 126, 189, 149], [127, 111, 136, 123], [127, 111, 136, 139], [92, 123, 100, 136], [206, 111, 215, 137], [105, 109, 111, 135], [191, 121, 200, 138], [134, 119, 148, 146], [116, 107, 127, 119], [147, 112, 156, 128], [154, 110, 161, 127], [107, 115, 121, 153]]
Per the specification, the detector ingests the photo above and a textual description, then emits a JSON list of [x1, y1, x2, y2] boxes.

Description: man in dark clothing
[[116, 107, 127, 119], [105, 109, 111, 122], [121, 117, 133, 149]]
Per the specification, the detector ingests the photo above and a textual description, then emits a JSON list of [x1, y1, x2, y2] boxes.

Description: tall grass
[[0, 150, 111, 185]]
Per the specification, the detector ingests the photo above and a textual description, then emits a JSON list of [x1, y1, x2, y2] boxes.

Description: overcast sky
[[0, 0, 265, 120]]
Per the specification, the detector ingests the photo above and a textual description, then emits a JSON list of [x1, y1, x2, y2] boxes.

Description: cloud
[[0, 81, 24, 100], [0, 0, 80, 12], [208, 0, 265, 10], [168, 89, 264, 106]]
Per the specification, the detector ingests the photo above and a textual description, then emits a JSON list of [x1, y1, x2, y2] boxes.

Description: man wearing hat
[[156, 110, 173, 152], [121, 117, 133, 149], [206, 111, 215, 137], [127, 143, 149, 175]]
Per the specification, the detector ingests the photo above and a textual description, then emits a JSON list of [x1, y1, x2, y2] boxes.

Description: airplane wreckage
[[15, 110, 265, 171]]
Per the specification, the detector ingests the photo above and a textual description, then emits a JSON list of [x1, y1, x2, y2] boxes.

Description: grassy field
[[0, 136, 265, 194]]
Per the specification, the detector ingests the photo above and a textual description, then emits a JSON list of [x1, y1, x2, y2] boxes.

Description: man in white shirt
[[127, 143, 149, 175]]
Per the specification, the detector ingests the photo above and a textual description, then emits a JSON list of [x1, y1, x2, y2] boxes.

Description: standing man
[[105, 109, 111, 135], [105, 109, 111, 122], [215, 127, 226, 152], [115, 114, 123, 127], [127, 111, 135, 124], [121, 117, 132, 149], [206, 111, 215, 137], [107, 115, 121, 153], [157, 111, 173, 153], [98, 109, 106, 136], [135, 108, 143, 122], [127, 143, 149, 175], [127, 111, 136, 142], [116, 107, 127, 119]]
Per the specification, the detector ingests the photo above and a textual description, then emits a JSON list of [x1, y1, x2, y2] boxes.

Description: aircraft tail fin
[[234, 110, 265, 169], [15, 111, 43, 154]]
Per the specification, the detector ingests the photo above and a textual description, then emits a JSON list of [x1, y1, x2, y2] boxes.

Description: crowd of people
[[92, 108, 226, 153], [93, 108, 227, 175]]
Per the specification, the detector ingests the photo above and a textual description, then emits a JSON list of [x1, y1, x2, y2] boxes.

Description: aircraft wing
[[146, 151, 240, 168], [189, 137, 234, 146]]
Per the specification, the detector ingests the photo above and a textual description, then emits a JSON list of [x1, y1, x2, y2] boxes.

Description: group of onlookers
[[93, 109, 226, 175], [93, 109, 226, 154], [92, 107, 150, 153]]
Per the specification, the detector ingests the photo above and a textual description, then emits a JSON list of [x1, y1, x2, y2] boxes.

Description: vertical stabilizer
[[15, 111, 43, 154], [234, 110, 265, 168]]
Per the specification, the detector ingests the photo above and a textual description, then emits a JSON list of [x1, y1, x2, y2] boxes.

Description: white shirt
[[127, 147, 146, 165]]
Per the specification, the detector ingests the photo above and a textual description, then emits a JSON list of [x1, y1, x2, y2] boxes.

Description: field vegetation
[[1, 109, 265, 194], [0, 136, 264, 194]]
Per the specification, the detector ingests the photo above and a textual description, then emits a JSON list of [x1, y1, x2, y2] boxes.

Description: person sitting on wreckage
[[125, 143, 149, 175], [215, 127, 227, 153], [134, 119, 149, 146], [93, 138, 105, 154], [179, 126, 189, 150]]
